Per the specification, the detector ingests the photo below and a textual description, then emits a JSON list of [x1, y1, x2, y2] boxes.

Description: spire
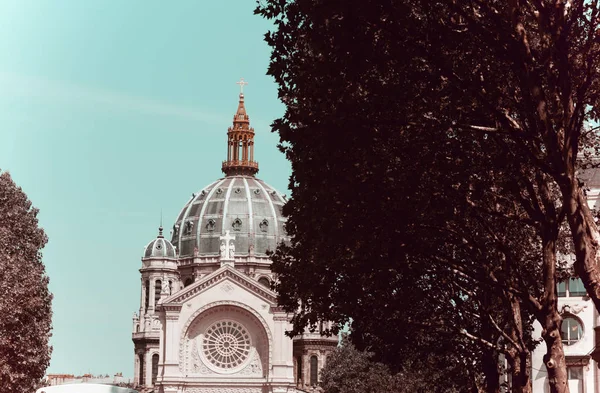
[[158, 210, 164, 238], [222, 78, 259, 177]]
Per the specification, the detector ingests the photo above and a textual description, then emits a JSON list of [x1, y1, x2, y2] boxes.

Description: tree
[[320, 342, 401, 393], [256, 1, 600, 392], [0, 171, 53, 392]]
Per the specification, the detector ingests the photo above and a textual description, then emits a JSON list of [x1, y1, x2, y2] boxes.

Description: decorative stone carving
[[185, 220, 194, 235], [191, 340, 210, 374], [229, 241, 235, 259], [561, 303, 588, 315], [183, 389, 262, 393], [179, 301, 273, 375], [259, 219, 268, 232], [161, 279, 171, 295], [170, 269, 277, 304], [152, 317, 161, 330], [220, 231, 236, 260], [221, 283, 234, 293], [173, 224, 179, 238], [239, 350, 263, 376], [206, 219, 216, 231]]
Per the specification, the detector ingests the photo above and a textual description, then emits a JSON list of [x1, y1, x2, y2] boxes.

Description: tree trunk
[[539, 232, 570, 393], [506, 295, 532, 393], [563, 182, 600, 313], [541, 316, 569, 393], [507, 349, 532, 393]]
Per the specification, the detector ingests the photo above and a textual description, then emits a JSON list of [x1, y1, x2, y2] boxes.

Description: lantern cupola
[[221, 78, 259, 177]]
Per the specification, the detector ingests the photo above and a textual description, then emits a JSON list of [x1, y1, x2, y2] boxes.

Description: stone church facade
[[131, 83, 336, 393]]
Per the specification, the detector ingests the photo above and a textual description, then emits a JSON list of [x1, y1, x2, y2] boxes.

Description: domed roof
[[171, 176, 287, 257], [144, 227, 177, 258]]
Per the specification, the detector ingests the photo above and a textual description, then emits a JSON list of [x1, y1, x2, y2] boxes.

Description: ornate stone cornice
[[166, 266, 277, 304], [565, 355, 590, 367]]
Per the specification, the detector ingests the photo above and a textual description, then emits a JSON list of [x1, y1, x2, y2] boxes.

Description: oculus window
[[561, 317, 583, 346]]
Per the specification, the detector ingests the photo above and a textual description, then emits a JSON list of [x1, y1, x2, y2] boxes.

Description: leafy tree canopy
[[257, 1, 600, 392], [0, 171, 52, 392]]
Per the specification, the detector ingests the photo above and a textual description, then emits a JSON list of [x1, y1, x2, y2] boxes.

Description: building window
[[202, 320, 251, 370], [296, 356, 303, 384], [310, 355, 318, 386], [258, 277, 270, 289], [561, 317, 583, 345], [568, 278, 586, 296], [144, 280, 150, 312], [139, 354, 145, 386], [558, 278, 586, 297], [567, 366, 584, 393], [155, 280, 162, 305], [151, 354, 159, 384]]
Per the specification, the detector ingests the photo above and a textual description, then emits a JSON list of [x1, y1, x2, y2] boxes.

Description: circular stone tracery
[[203, 320, 251, 369]]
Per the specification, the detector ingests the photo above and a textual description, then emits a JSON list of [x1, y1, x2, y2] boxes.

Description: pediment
[[162, 266, 277, 306]]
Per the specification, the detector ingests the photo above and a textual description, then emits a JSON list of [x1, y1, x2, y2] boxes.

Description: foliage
[[257, 1, 600, 392], [320, 341, 476, 393], [0, 171, 53, 392], [319, 342, 399, 393]]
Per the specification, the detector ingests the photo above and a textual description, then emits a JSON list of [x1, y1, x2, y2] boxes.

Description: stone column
[[162, 308, 181, 378], [133, 353, 140, 386], [139, 277, 146, 328], [270, 308, 295, 387], [145, 349, 154, 387]]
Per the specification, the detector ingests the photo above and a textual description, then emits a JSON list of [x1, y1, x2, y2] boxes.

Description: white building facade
[[529, 168, 600, 393], [132, 86, 336, 393]]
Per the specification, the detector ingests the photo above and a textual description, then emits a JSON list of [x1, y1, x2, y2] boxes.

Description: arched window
[[184, 278, 193, 287], [561, 316, 583, 345], [144, 280, 150, 312], [155, 280, 162, 305], [258, 277, 271, 289], [168, 280, 173, 295], [139, 354, 145, 386], [310, 355, 318, 386], [151, 354, 159, 384], [296, 356, 303, 384]]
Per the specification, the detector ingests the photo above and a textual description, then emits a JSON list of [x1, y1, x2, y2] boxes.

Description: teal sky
[[0, 1, 290, 377]]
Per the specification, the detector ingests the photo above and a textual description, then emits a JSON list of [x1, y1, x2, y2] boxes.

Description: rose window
[[202, 320, 251, 369]]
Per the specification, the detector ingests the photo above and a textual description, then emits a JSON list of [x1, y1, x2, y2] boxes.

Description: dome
[[144, 227, 177, 258], [171, 176, 287, 257]]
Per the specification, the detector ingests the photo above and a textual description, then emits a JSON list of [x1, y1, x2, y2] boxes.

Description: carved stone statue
[[219, 230, 236, 260], [229, 241, 235, 259], [161, 280, 170, 295], [185, 221, 194, 235], [220, 241, 227, 258]]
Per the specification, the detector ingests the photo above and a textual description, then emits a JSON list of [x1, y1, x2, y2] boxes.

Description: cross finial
[[236, 78, 248, 94]]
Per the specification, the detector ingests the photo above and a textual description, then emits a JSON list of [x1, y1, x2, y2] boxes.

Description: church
[[131, 82, 337, 393]]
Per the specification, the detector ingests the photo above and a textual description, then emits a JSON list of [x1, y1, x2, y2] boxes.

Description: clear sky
[[0, 0, 290, 377]]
